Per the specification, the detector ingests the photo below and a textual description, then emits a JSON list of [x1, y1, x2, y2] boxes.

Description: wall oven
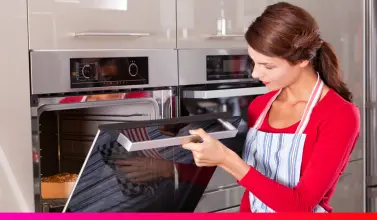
[[30, 49, 179, 212], [177, 48, 268, 212], [30, 49, 245, 212]]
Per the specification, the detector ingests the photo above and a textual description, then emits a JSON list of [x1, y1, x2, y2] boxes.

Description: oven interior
[[35, 96, 165, 212]]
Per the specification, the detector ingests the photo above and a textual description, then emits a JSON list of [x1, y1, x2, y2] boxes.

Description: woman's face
[[248, 46, 306, 91]]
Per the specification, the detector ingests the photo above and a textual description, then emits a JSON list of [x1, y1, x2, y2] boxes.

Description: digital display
[[206, 55, 254, 81], [222, 59, 247, 73], [70, 57, 149, 89]]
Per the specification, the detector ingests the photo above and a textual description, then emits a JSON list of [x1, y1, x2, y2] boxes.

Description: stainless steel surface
[[182, 87, 268, 99], [177, 47, 260, 212], [363, 0, 368, 212], [73, 32, 151, 37], [30, 49, 178, 94], [330, 160, 364, 212], [194, 185, 244, 212], [216, 206, 240, 213], [366, 0, 376, 179], [367, 176, 377, 187], [205, 167, 237, 192], [366, 0, 376, 212], [177, 47, 259, 212], [367, 187, 377, 212], [205, 34, 244, 40], [178, 48, 258, 85], [117, 124, 238, 152]]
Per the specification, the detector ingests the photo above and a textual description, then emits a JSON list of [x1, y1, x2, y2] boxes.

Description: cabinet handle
[[205, 34, 245, 40], [73, 32, 151, 37], [182, 87, 269, 99]]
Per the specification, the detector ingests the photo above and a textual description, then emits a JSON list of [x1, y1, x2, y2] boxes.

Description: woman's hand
[[182, 128, 229, 167], [114, 157, 174, 183], [183, 128, 251, 180]]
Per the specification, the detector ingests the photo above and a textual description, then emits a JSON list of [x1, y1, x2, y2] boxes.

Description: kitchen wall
[[0, 0, 34, 212]]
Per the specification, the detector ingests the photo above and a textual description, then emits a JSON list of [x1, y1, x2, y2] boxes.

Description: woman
[[182, 2, 360, 213]]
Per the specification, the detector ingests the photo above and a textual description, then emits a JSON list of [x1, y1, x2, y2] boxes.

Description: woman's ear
[[299, 60, 310, 68]]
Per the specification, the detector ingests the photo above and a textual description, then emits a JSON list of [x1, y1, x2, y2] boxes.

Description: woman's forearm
[[219, 147, 250, 181]]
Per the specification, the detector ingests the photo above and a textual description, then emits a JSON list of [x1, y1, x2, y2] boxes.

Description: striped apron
[[242, 74, 327, 213]]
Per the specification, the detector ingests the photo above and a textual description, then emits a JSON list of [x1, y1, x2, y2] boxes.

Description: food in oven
[[41, 173, 78, 199]]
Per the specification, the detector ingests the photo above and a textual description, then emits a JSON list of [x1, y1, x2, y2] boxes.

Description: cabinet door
[[28, 0, 176, 50], [176, 0, 272, 49], [330, 160, 364, 212]]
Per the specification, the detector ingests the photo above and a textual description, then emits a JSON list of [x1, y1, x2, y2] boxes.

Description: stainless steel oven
[[30, 49, 245, 212], [30, 49, 179, 212], [177, 48, 268, 212]]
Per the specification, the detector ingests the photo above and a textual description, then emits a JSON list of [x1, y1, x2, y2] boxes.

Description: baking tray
[[98, 112, 239, 152]]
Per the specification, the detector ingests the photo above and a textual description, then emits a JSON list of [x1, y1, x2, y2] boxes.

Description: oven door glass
[[62, 113, 241, 212]]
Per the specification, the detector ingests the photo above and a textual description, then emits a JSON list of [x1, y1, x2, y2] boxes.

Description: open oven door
[[180, 84, 267, 212], [60, 112, 241, 212]]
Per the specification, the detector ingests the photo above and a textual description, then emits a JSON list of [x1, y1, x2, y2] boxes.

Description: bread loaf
[[41, 173, 78, 199], [41, 173, 78, 183]]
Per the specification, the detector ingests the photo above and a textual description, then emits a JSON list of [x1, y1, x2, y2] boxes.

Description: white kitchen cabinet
[[28, 0, 176, 50], [177, 0, 274, 49]]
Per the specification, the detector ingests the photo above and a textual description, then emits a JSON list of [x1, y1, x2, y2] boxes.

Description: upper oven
[[177, 48, 268, 212]]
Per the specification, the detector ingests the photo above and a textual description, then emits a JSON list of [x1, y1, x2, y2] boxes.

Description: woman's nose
[[251, 68, 262, 79]]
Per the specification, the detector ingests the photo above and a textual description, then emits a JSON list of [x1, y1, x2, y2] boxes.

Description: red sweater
[[238, 89, 360, 212]]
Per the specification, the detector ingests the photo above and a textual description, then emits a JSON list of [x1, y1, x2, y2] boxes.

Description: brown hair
[[245, 2, 353, 102]]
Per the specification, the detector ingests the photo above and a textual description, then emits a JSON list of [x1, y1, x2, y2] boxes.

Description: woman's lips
[[262, 81, 270, 85]]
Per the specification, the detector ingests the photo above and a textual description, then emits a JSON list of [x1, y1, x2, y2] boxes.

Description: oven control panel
[[70, 57, 149, 88], [206, 55, 254, 81]]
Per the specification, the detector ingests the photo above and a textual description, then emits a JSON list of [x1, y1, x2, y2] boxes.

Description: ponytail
[[314, 41, 353, 102]]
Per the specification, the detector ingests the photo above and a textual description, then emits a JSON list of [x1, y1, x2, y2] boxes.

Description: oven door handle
[[98, 112, 239, 151], [72, 32, 151, 37], [115, 119, 238, 152], [182, 87, 269, 99], [116, 129, 237, 152]]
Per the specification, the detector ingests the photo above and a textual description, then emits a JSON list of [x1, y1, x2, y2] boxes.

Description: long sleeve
[[238, 103, 360, 212]]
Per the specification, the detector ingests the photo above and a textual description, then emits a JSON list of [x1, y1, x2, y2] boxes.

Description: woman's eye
[[265, 66, 275, 70]]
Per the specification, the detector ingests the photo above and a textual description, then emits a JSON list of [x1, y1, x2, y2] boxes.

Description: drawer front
[[205, 167, 237, 192], [28, 0, 176, 50], [216, 206, 240, 213], [177, 0, 269, 49], [330, 159, 364, 212], [194, 186, 244, 212]]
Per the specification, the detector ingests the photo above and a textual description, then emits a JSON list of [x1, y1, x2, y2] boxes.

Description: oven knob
[[82, 64, 94, 79], [128, 63, 138, 77]]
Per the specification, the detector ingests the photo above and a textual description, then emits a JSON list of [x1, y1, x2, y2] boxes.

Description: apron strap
[[253, 89, 281, 130], [295, 76, 324, 134], [253, 73, 324, 134]]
